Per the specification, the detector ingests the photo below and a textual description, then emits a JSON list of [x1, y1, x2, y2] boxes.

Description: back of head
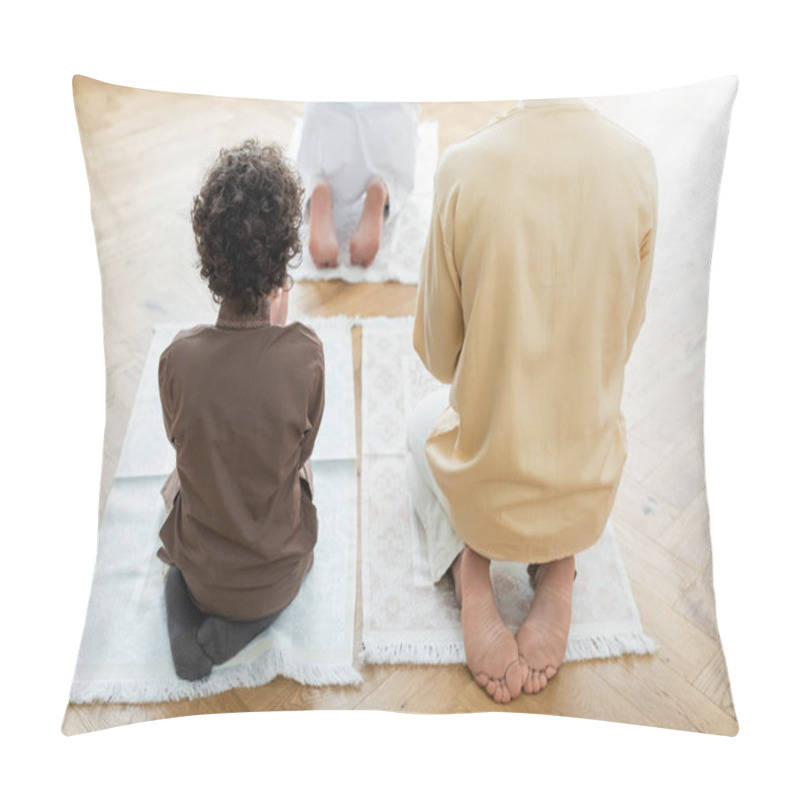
[[192, 140, 303, 315]]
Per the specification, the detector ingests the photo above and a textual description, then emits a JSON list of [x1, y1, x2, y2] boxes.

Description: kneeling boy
[[157, 141, 325, 681]]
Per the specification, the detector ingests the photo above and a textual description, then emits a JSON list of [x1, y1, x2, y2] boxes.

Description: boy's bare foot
[[452, 547, 525, 704], [308, 182, 339, 268], [515, 555, 575, 694], [350, 178, 388, 267]]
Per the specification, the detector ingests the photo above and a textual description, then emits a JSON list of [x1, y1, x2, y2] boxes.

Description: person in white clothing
[[297, 102, 419, 267]]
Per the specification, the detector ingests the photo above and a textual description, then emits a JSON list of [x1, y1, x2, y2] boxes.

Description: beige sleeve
[[626, 167, 659, 360], [413, 203, 464, 384]]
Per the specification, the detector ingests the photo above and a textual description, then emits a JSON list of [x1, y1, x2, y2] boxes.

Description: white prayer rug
[[70, 317, 360, 703], [359, 316, 657, 664], [287, 120, 437, 284]]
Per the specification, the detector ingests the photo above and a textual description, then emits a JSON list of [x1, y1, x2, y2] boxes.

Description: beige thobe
[[413, 100, 658, 565], [157, 297, 325, 620]]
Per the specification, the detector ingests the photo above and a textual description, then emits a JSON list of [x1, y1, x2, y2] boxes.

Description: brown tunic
[[157, 297, 325, 620]]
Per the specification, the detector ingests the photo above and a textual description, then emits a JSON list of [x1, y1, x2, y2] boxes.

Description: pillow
[[64, 75, 737, 735]]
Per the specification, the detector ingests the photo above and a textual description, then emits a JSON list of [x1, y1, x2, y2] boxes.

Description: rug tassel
[[360, 641, 465, 665], [70, 654, 362, 705], [360, 632, 657, 669], [564, 632, 657, 662]]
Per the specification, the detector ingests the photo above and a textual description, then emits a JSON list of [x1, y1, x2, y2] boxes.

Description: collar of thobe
[[518, 98, 590, 109], [216, 296, 272, 329]]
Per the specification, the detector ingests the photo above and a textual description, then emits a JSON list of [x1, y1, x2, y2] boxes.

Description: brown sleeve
[[158, 347, 176, 447], [160, 468, 181, 511], [298, 341, 325, 466]]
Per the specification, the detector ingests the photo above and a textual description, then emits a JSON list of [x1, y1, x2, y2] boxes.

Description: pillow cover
[[64, 75, 737, 735]]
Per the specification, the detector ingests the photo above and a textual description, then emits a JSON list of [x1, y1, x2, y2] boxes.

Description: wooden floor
[[62, 77, 737, 736]]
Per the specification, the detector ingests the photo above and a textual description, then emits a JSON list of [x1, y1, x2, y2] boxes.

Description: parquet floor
[[61, 77, 737, 735]]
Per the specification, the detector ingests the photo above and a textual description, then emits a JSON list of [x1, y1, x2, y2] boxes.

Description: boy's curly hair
[[192, 140, 303, 315]]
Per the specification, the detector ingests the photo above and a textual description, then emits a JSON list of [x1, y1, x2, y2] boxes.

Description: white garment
[[297, 102, 420, 233], [406, 388, 464, 582]]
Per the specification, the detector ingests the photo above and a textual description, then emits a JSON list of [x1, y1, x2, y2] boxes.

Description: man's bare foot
[[308, 182, 339, 268], [515, 555, 575, 694], [349, 178, 388, 267], [452, 547, 525, 704]]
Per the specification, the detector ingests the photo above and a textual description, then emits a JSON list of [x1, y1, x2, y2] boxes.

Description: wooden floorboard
[[63, 78, 736, 736], [694, 648, 737, 717]]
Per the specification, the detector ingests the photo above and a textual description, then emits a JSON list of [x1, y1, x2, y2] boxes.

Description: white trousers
[[405, 388, 465, 583], [297, 102, 419, 233]]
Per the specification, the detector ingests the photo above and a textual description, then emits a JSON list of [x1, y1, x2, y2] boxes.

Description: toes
[[522, 671, 533, 694], [524, 670, 538, 695], [518, 663, 561, 694], [519, 659, 542, 695], [310, 239, 339, 268], [473, 671, 515, 704], [526, 669, 545, 694], [505, 659, 525, 699], [488, 680, 510, 704]]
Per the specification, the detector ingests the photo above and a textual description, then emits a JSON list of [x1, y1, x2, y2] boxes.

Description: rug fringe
[[564, 632, 657, 662], [360, 632, 657, 668], [70, 655, 362, 705], [360, 640, 465, 665], [303, 314, 358, 330], [356, 315, 413, 330]]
